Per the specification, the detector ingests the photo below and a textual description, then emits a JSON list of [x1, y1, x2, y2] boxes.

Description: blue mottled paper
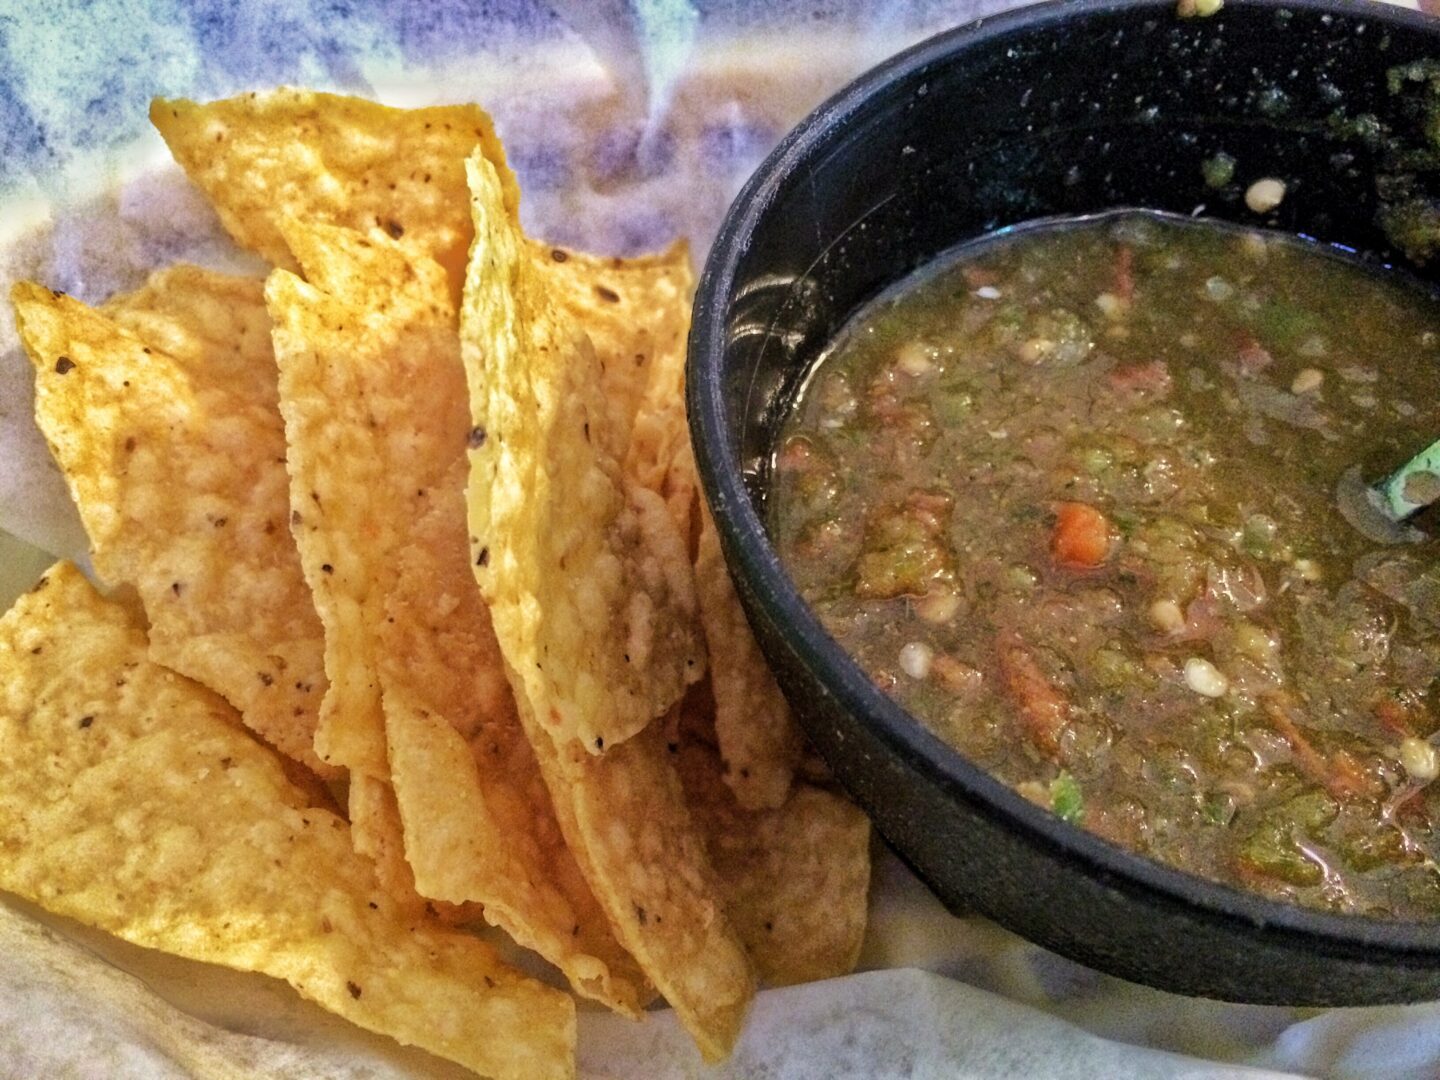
[[0, 0, 994, 202]]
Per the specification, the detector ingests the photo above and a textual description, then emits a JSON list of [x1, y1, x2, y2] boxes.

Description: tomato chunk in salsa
[[772, 211, 1440, 919]]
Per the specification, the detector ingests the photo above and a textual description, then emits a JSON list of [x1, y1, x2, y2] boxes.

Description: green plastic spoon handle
[[1378, 437, 1440, 521]]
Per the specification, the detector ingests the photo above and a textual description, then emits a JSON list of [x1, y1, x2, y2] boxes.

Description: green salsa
[[772, 212, 1440, 919]]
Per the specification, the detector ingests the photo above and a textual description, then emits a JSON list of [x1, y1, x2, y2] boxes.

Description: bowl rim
[[688, 0, 1440, 958]]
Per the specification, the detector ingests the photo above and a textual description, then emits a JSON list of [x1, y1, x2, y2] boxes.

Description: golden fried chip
[[463, 152, 752, 1058], [462, 152, 703, 754], [0, 563, 575, 1080], [267, 218, 647, 1013], [677, 713, 870, 987], [695, 502, 805, 810], [540, 243, 694, 501], [11, 273, 332, 779], [529, 705, 755, 1061], [153, 88, 695, 486], [151, 89, 518, 289]]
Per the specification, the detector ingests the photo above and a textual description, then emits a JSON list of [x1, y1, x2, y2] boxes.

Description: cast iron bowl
[[688, 0, 1440, 1004]]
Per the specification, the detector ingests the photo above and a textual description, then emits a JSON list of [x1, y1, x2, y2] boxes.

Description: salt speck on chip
[[0, 562, 576, 1080], [11, 270, 332, 780]]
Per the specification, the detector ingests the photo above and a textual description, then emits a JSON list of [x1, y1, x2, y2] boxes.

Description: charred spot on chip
[[171, 582, 184, 597], [634, 904, 648, 926], [468, 425, 487, 448], [54, 356, 75, 374], [321, 563, 334, 574], [291, 509, 303, 526], [595, 736, 604, 750], [550, 248, 569, 263], [476, 546, 489, 568], [258, 671, 274, 686], [78, 715, 94, 729], [347, 980, 363, 999], [594, 284, 620, 304], [384, 219, 405, 239]]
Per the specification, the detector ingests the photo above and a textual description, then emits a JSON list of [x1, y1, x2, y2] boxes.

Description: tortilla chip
[[461, 152, 703, 754], [344, 773, 427, 915], [152, 88, 693, 475], [528, 702, 755, 1061], [677, 711, 870, 987], [463, 153, 751, 1057], [11, 273, 332, 779], [151, 88, 518, 290], [694, 503, 805, 810], [266, 219, 647, 1013], [0, 563, 575, 1080], [539, 241, 692, 479]]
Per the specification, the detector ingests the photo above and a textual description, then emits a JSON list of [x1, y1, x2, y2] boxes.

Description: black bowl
[[688, 0, 1440, 1005]]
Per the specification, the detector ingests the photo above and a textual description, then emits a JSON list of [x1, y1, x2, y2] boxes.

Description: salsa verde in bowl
[[773, 211, 1440, 921], [689, 0, 1440, 1003]]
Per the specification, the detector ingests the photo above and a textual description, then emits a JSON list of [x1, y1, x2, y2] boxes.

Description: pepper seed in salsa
[[772, 211, 1440, 920]]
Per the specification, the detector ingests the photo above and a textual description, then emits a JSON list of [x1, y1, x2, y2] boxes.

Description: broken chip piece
[[677, 699, 870, 987], [695, 502, 805, 810], [12, 272, 333, 780], [0, 563, 576, 1080], [151, 88, 519, 291]]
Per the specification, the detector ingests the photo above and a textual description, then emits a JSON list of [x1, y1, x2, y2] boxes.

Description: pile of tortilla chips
[[1, 89, 870, 1079]]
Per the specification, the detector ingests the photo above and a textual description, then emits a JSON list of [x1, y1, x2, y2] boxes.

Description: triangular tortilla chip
[[11, 272, 332, 779], [677, 689, 870, 986], [266, 218, 647, 1014], [695, 502, 805, 809], [462, 150, 751, 1060], [539, 242, 693, 483], [0, 563, 575, 1080], [461, 153, 703, 754], [151, 88, 519, 290]]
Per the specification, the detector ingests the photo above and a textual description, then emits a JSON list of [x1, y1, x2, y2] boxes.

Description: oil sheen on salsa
[[772, 212, 1440, 919]]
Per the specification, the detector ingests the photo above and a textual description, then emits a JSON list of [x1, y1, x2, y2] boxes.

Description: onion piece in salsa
[[772, 211, 1440, 919]]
